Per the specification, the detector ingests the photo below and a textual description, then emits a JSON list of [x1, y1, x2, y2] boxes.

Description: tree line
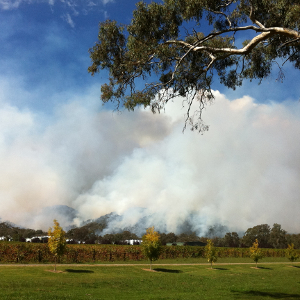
[[158, 223, 300, 249], [1, 221, 300, 249]]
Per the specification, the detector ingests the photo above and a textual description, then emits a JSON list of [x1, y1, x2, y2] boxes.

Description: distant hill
[[42, 205, 79, 222], [0, 221, 47, 241]]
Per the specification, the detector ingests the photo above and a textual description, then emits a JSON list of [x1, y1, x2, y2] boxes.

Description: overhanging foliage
[[89, 0, 300, 131]]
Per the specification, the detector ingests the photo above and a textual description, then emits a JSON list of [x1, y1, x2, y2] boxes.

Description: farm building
[[26, 236, 49, 243], [0, 236, 12, 241], [124, 239, 142, 245]]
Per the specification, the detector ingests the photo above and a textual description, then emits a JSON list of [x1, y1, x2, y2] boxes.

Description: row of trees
[[140, 227, 300, 270], [209, 224, 300, 249], [207, 238, 299, 269], [63, 223, 300, 249], [2, 221, 300, 249], [62, 223, 300, 248], [2, 220, 299, 272], [66, 225, 140, 245]]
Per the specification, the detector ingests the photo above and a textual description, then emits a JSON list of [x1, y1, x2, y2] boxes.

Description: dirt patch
[[45, 270, 64, 273], [142, 268, 157, 272]]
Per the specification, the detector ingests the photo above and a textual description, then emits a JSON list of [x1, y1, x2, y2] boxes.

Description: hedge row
[[0, 242, 298, 264]]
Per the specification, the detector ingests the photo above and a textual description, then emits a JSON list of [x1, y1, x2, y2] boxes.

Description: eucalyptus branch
[[207, 8, 232, 27], [282, 50, 300, 66], [279, 37, 300, 48], [167, 31, 275, 56], [217, 0, 234, 9], [89, 0, 300, 132], [249, 3, 265, 29]]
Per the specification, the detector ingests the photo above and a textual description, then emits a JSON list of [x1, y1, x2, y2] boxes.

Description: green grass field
[[1, 261, 300, 299]]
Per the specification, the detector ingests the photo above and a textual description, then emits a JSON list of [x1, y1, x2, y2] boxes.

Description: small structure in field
[[124, 239, 142, 245]]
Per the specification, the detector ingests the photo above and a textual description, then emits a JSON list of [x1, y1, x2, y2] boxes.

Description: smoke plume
[[1, 90, 300, 235]]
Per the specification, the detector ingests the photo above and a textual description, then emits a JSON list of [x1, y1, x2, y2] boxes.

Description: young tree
[[249, 239, 263, 268], [141, 226, 162, 270], [285, 243, 299, 264], [205, 239, 217, 269], [48, 220, 66, 272], [88, 0, 300, 131]]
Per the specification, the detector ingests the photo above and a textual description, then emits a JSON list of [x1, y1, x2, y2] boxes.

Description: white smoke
[[73, 92, 300, 235], [1, 89, 300, 234]]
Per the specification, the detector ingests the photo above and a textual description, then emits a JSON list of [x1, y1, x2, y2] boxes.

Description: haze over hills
[[0, 205, 77, 231], [2, 203, 299, 239], [0, 205, 231, 237], [2, 210, 299, 251]]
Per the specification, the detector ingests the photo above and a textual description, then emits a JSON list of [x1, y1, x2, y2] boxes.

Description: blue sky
[[1, 0, 300, 235]]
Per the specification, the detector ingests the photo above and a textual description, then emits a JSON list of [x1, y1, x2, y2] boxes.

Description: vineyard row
[[0, 242, 298, 264]]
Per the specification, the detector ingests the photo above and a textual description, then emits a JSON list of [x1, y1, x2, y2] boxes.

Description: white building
[[26, 236, 49, 242], [125, 239, 142, 245], [0, 236, 12, 241]]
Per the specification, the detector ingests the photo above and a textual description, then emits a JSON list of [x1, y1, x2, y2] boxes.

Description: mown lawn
[[1, 262, 300, 299]]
